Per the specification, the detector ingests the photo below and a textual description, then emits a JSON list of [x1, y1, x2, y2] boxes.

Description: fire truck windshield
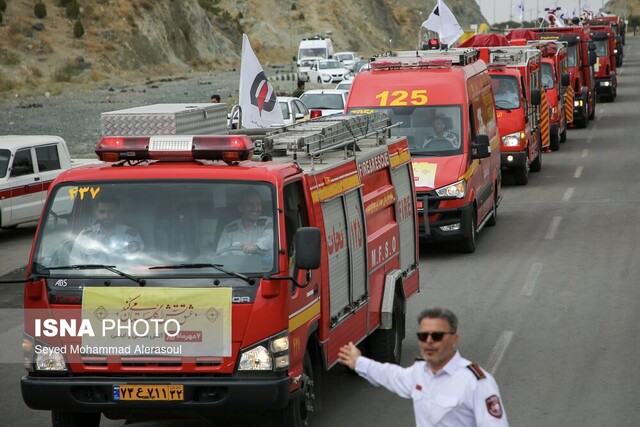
[[594, 39, 608, 57], [32, 181, 277, 282], [348, 106, 462, 156]]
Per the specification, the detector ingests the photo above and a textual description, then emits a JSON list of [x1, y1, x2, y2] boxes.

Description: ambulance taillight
[[95, 135, 255, 164]]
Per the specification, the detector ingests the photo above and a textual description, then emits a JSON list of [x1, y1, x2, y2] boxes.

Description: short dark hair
[[417, 307, 458, 333], [211, 94, 221, 102]]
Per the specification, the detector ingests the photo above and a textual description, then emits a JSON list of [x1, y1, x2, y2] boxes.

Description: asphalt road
[[1, 37, 639, 427]]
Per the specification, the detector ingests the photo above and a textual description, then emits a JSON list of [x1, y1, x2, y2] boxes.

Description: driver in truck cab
[[69, 196, 144, 264], [216, 188, 273, 255], [423, 115, 460, 149]]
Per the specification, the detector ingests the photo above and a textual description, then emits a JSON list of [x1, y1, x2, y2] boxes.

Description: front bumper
[[595, 77, 615, 96], [418, 193, 473, 241], [500, 151, 527, 172], [22, 374, 291, 416]]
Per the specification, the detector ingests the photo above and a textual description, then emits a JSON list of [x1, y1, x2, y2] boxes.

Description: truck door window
[[283, 181, 308, 277], [10, 148, 34, 177], [35, 145, 61, 172]]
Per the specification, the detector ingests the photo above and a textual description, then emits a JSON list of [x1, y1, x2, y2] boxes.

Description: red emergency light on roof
[[95, 135, 255, 164], [370, 60, 403, 70], [427, 38, 440, 50]]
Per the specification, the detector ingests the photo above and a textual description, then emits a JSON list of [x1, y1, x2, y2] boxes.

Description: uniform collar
[[427, 351, 469, 377]]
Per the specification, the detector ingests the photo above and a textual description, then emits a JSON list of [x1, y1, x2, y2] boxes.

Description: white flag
[[421, 0, 464, 47], [238, 34, 284, 129]]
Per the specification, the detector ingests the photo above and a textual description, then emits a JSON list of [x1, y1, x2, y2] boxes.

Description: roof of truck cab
[[0, 135, 65, 152]]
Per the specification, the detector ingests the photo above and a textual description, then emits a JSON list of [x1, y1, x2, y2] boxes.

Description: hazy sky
[[474, 0, 614, 24]]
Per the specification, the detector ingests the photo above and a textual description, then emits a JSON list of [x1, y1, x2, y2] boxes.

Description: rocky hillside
[[0, 0, 486, 94]]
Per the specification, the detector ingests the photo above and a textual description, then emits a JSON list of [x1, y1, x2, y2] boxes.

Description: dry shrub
[[84, 39, 102, 51], [90, 68, 105, 82], [86, 27, 99, 37], [29, 65, 44, 78]]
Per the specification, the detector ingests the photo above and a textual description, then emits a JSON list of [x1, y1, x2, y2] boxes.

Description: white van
[[297, 36, 334, 65]]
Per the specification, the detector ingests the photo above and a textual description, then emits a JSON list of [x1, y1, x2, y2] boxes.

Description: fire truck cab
[[589, 22, 618, 102], [346, 48, 501, 252], [481, 46, 546, 184], [21, 113, 419, 426]]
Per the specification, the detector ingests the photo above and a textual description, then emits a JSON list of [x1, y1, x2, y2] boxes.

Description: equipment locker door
[[392, 164, 417, 274], [322, 197, 350, 324]]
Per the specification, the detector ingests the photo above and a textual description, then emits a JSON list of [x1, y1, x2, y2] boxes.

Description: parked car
[[307, 59, 349, 84], [299, 89, 349, 116], [334, 51, 359, 70], [352, 59, 370, 75], [278, 96, 310, 125], [297, 57, 322, 82]]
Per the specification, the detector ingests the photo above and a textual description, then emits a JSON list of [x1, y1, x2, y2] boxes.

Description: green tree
[[0, 0, 6, 13], [73, 20, 84, 38], [34, 2, 48, 19], [628, 15, 640, 35]]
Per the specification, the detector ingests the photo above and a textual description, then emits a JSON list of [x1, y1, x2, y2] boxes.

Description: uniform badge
[[485, 394, 503, 418]]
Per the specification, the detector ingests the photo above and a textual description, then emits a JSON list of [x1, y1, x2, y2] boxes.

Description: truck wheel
[[574, 115, 588, 129], [52, 411, 100, 427], [588, 100, 596, 120], [458, 210, 477, 253], [486, 190, 498, 227], [514, 162, 529, 185], [560, 128, 567, 142], [270, 352, 316, 427], [367, 298, 403, 364], [549, 131, 560, 151]]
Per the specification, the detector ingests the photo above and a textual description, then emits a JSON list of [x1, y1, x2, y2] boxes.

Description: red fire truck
[[21, 112, 419, 426], [508, 25, 598, 129], [597, 13, 625, 66], [473, 42, 546, 184], [588, 21, 618, 102], [346, 47, 501, 253]]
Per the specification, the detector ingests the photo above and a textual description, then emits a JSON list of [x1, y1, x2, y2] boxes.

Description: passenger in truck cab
[[69, 196, 144, 264], [216, 189, 273, 255], [423, 115, 460, 150]]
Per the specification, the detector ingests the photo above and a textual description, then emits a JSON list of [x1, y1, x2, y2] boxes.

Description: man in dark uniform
[[216, 189, 273, 255], [423, 116, 460, 149], [338, 307, 509, 426], [69, 197, 144, 265]]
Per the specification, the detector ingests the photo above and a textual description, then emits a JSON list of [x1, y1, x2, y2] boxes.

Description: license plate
[[113, 385, 184, 401]]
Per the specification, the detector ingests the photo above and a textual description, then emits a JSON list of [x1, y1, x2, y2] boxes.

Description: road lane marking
[[561, 188, 574, 202], [545, 216, 562, 240], [581, 149, 588, 158], [586, 134, 593, 144], [521, 263, 543, 296], [574, 166, 583, 178], [486, 331, 514, 375]]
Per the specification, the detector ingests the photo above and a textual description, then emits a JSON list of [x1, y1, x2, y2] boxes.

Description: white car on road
[[299, 89, 349, 117], [334, 52, 358, 71], [297, 57, 322, 82], [278, 97, 310, 126], [307, 59, 349, 84]]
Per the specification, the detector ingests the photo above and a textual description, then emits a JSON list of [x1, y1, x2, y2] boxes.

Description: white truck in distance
[[0, 136, 99, 229]]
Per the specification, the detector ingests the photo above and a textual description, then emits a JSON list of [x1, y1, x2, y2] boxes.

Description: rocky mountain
[[0, 0, 487, 94]]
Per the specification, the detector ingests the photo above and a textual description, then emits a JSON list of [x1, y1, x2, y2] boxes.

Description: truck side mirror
[[471, 135, 491, 159], [561, 73, 570, 86], [589, 51, 597, 66], [530, 88, 541, 106], [295, 227, 321, 270]]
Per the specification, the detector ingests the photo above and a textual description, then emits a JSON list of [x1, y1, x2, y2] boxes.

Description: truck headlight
[[501, 131, 524, 147], [435, 180, 466, 198], [35, 347, 67, 372], [239, 345, 272, 370], [574, 99, 584, 107], [238, 331, 289, 371]]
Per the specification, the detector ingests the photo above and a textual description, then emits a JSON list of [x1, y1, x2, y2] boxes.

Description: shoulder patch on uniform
[[467, 363, 486, 380], [485, 394, 503, 418], [257, 217, 272, 227], [224, 222, 240, 232]]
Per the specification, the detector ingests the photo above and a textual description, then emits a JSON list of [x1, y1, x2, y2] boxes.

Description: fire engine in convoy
[[346, 47, 501, 253], [460, 35, 546, 184], [507, 25, 598, 129], [588, 21, 618, 102], [21, 111, 419, 426]]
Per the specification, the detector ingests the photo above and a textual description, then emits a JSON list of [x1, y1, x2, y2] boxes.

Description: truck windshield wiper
[[148, 263, 255, 285], [45, 264, 146, 286]]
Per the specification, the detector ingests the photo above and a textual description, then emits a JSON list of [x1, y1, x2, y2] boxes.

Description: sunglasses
[[416, 331, 454, 342]]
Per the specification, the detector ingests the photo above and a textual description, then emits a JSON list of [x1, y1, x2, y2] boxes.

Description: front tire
[[52, 411, 100, 427], [270, 352, 317, 427], [459, 210, 477, 253]]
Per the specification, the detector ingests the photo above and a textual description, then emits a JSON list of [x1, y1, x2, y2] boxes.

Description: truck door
[[8, 147, 43, 225]]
